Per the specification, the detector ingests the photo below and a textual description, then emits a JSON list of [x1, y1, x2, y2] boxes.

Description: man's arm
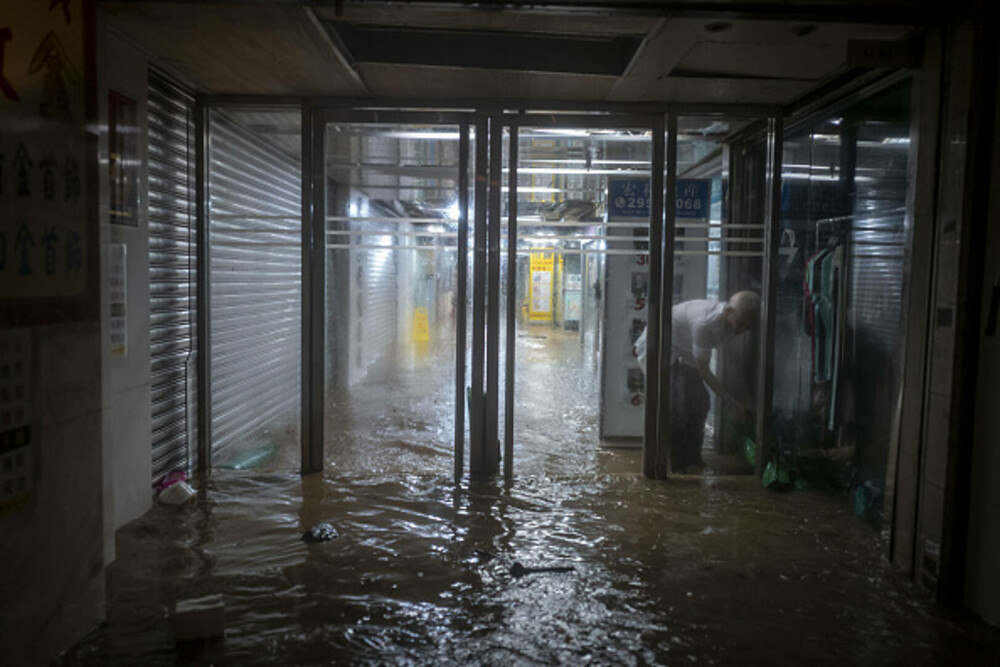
[[694, 358, 750, 418]]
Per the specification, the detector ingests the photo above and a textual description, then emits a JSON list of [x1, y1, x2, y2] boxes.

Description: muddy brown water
[[59, 327, 1000, 665], [59, 457, 1000, 666]]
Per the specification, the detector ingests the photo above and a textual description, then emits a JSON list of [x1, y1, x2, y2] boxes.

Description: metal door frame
[[492, 112, 670, 483], [295, 103, 785, 485], [304, 109, 476, 479], [301, 109, 675, 483]]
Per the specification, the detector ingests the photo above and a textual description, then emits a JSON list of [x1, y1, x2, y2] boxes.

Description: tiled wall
[[0, 323, 106, 665], [964, 45, 1000, 627], [915, 17, 980, 596], [100, 31, 152, 559], [0, 3, 106, 664]]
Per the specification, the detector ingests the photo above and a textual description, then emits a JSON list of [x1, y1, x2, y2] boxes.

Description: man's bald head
[[724, 291, 761, 333]]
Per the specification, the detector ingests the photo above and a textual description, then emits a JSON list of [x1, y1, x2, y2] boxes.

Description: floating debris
[[301, 522, 338, 543], [510, 561, 576, 578]]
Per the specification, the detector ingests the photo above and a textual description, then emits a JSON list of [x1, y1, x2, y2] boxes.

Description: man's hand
[[694, 359, 754, 423], [728, 399, 752, 424]]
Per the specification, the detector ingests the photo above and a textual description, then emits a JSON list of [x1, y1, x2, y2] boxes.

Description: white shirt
[[634, 300, 732, 372]]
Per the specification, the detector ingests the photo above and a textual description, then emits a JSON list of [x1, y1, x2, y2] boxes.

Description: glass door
[[498, 116, 665, 482], [307, 110, 775, 483], [318, 114, 473, 477], [670, 115, 767, 476]]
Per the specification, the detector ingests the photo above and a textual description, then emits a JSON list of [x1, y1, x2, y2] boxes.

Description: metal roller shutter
[[354, 219, 398, 381], [850, 130, 907, 358], [207, 109, 301, 467], [850, 209, 906, 351], [147, 72, 196, 483]]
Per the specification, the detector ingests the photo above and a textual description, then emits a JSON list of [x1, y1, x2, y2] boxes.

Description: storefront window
[[774, 83, 912, 521]]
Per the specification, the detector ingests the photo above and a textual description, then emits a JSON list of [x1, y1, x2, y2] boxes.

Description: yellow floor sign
[[529, 251, 555, 322], [412, 307, 430, 342]]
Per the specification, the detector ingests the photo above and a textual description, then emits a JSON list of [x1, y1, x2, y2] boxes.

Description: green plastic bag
[[743, 436, 756, 467], [762, 460, 791, 489]]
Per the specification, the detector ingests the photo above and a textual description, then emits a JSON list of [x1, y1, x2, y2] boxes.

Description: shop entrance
[[309, 112, 671, 482], [494, 115, 770, 482], [307, 111, 776, 484], [315, 113, 472, 478], [496, 118, 662, 481]]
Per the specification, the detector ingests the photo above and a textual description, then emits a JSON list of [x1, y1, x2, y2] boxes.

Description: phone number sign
[[675, 179, 710, 219], [608, 178, 711, 219], [608, 179, 650, 218]]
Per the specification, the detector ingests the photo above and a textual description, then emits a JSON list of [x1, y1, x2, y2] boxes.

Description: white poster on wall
[[531, 270, 551, 312], [600, 178, 649, 441], [109, 243, 127, 358]]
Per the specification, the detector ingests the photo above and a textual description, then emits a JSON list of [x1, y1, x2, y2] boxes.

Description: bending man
[[635, 291, 760, 473]]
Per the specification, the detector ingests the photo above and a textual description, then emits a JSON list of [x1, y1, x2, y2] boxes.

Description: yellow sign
[[528, 251, 554, 322], [412, 307, 430, 342]]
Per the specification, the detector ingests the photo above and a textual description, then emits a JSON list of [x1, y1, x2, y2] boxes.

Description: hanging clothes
[[814, 244, 842, 383], [827, 244, 844, 431], [803, 245, 832, 380], [802, 246, 831, 336], [803, 241, 844, 432]]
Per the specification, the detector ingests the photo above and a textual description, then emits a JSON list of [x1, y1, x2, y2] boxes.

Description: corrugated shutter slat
[[207, 109, 301, 467], [148, 72, 196, 482]]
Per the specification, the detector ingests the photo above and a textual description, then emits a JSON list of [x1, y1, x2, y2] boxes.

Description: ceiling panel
[[323, 4, 658, 35], [103, 2, 924, 107], [325, 21, 645, 75], [104, 4, 362, 96], [359, 64, 618, 101], [674, 42, 842, 80], [609, 17, 916, 104], [638, 77, 816, 105]]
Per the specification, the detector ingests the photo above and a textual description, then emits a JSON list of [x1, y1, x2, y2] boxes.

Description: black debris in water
[[510, 561, 576, 578], [301, 522, 338, 543]]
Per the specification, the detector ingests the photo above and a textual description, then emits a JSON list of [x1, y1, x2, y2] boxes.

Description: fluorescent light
[[381, 131, 461, 140], [501, 187, 563, 193], [530, 129, 591, 137], [518, 159, 650, 166], [508, 167, 650, 176]]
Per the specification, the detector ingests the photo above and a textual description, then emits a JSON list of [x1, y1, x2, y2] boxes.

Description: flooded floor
[[61, 324, 1000, 665], [60, 459, 1000, 665], [317, 322, 611, 478]]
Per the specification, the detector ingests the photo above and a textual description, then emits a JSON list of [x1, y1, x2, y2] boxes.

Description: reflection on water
[[61, 325, 1000, 665], [323, 335, 458, 476], [62, 461, 1000, 665], [321, 320, 615, 479], [510, 324, 606, 477]]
